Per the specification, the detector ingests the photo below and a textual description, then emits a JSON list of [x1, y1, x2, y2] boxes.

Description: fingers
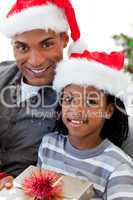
[[0, 176, 14, 190]]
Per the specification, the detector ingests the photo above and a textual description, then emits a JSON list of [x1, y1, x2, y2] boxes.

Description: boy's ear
[[105, 104, 114, 119], [57, 111, 62, 120]]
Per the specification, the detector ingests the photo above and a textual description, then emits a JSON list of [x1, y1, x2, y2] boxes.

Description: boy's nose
[[68, 106, 83, 116]]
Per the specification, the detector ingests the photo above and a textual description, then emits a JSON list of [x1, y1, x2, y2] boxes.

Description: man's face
[[12, 29, 68, 86]]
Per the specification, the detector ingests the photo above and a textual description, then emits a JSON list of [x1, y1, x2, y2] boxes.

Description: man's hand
[[0, 176, 14, 190]]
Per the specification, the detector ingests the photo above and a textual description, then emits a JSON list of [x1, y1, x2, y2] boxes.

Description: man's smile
[[24, 64, 54, 77]]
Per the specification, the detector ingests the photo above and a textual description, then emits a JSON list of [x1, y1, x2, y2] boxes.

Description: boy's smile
[[62, 84, 114, 149], [66, 111, 88, 128]]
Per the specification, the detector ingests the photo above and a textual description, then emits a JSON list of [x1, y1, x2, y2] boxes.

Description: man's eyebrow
[[13, 41, 28, 46], [40, 37, 55, 44]]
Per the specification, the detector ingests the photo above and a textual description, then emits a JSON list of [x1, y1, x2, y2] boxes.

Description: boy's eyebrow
[[63, 92, 80, 98], [63, 92, 73, 96], [87, 93, 99, 97]]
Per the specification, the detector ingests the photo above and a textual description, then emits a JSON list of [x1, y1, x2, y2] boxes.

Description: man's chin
[[24, 78, 53, 86]]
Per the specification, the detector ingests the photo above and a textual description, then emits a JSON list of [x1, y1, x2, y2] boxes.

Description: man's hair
[[55, 94, 128, 148]]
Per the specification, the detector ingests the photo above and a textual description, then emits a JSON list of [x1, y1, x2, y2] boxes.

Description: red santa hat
[[0, 0, 87, 53], [53, 50, 132, 100]]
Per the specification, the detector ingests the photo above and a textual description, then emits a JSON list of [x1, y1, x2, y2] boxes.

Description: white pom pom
[[124, 83, 133, 116], [68, 38, 88, 56]]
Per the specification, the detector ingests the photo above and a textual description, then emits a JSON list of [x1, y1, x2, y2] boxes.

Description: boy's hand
[[0, 176, 14, 190]]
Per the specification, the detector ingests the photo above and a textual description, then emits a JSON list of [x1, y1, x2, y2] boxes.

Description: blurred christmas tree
[[112, 33, 133, 73]]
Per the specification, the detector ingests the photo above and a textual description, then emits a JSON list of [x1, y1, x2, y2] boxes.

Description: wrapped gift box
[[0, 166, 94, 200]]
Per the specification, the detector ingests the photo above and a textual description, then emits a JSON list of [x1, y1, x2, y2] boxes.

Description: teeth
[[71, 120, 83, 124], [31, 69, 46, 73]]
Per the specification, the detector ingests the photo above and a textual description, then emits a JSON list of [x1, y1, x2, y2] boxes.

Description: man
[[0, 0, 84, 188]]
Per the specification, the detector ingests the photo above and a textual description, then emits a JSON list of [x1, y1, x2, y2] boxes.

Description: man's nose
[[28, 49, 46, 67]]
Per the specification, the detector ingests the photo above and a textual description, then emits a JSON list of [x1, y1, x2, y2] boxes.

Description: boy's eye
[[86, 99, 98, 106], [62, 96, 73, 104]]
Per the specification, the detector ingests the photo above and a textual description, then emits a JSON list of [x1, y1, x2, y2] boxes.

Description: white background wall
[[0, 0, 133, 61]]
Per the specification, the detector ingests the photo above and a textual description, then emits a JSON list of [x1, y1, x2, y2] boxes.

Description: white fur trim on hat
[[0, 3, 69, 38], [68, 39, 88, 56], [53, 58, 132, 100]]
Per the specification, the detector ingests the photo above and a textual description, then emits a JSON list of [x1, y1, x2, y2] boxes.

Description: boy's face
[[12, 29, 69, 86], [62, 84, 114, 149]]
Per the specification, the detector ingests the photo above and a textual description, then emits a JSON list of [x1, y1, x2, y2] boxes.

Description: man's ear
[[11, 38, 15, 46], [105, 104, 114, 119], [60, 32, 69, 48]]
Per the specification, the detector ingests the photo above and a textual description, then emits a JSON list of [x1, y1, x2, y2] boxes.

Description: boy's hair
[[55, 94, 129, 148], [100, 95, 128, 147]]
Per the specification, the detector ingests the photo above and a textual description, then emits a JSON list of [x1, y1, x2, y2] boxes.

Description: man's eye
[[42, 41, 54, 49], [14, 43, 29, 53]]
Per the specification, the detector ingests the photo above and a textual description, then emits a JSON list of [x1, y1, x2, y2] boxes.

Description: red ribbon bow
[[71, 50, 124, 70]]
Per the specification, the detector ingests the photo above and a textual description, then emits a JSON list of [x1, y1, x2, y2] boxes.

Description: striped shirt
[[38, 132, 133, 199]]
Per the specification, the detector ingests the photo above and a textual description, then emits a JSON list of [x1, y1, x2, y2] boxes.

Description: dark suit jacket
[[0, 61, 57, 177]]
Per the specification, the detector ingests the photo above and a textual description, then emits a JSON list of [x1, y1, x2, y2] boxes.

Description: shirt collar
[[21, 78, 42, 102]]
